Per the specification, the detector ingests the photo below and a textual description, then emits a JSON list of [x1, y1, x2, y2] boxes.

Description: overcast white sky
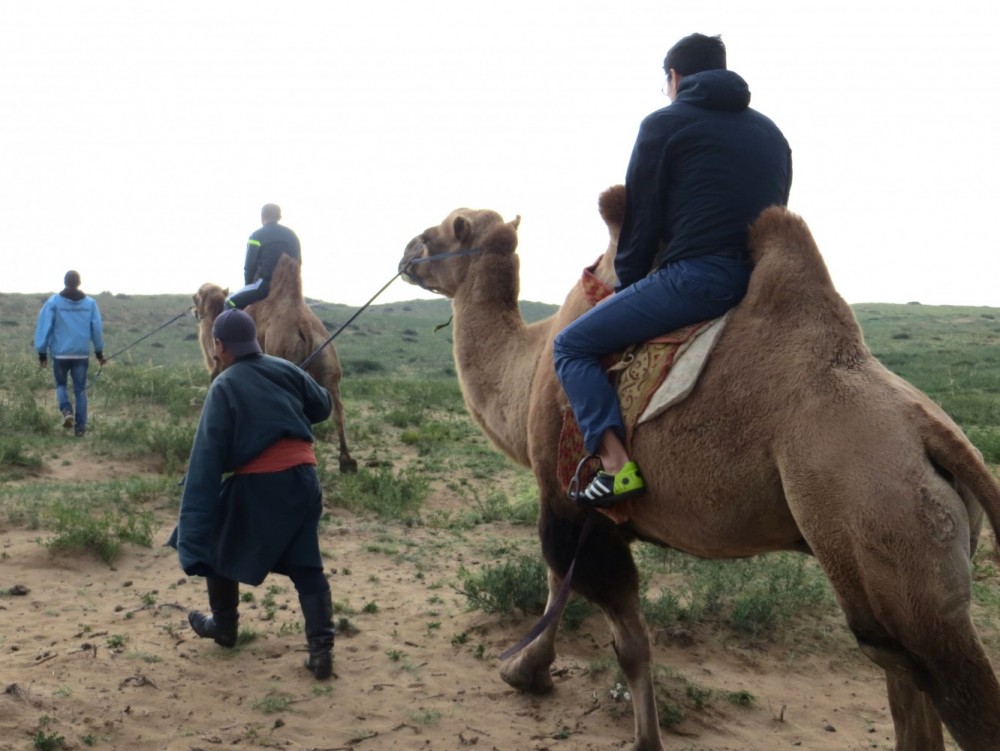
[[2, 0, 997, 309]]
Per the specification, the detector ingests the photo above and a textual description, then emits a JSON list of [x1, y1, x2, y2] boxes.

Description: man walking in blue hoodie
[[34, 270, 107, 436]]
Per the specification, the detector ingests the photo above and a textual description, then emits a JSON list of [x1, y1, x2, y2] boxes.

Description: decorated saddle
[[557, 263, 729, 523]]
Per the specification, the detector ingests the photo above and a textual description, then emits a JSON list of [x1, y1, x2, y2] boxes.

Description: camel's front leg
[[602, 593, 663, 751], [499, 568, 564, 693]]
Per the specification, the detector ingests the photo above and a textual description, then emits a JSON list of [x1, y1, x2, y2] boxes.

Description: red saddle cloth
[[557, 264, 710, 523]]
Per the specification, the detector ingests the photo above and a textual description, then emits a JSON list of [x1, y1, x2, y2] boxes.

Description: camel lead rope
[[498, 510, 596, 661], [298, 272, 402, 370], [86, 309, 192, 389]]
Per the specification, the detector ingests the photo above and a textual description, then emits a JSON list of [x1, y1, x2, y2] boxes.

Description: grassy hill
[[0, 292, 557, 379], [4, 291, 1000, 459]]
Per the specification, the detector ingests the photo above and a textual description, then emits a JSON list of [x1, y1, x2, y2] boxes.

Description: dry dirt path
[[0, 439, 953, 750]]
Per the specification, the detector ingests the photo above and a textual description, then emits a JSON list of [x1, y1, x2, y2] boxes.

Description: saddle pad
[[636, 313, 729, 426]]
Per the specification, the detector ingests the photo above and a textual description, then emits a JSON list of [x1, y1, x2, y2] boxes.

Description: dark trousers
[[226, 277, 271, 310]]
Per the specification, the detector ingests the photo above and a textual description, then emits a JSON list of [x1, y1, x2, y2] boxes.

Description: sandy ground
[[0, 439, 965, 751]]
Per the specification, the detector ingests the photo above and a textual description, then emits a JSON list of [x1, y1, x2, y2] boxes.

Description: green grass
[[3, 294, 1000, 650], [3, 475, 164, 561], [636, 546, 834, 638], [323, 466, 430, 521], [253, 691, 294, 714]]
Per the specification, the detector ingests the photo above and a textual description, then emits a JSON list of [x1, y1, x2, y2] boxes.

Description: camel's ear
[[223, 288, 230, 296], [453, 216, 472, 242], [510, 215, 521, 230]]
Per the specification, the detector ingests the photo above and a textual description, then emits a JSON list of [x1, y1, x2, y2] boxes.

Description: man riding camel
[[554, 33, 793, 508], [226, 203, 302, 310]]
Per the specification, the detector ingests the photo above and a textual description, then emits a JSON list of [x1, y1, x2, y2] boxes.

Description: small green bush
[[32, 730, 66, 751], [0, 436, 43, 471], [325, 466, 429, 521], [44, 503, 154, 565], [458, 555, 548, 616]]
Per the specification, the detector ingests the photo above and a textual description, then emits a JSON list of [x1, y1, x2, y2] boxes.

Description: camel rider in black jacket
[[554, 33, 792, 509], [226, 203, 302, 310]]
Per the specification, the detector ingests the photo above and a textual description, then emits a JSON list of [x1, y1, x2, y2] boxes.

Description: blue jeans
[[553, 255, 752, 454], [53, 358, 90, 431]]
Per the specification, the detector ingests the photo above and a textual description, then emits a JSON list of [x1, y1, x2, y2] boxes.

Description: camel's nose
[[399, 237, 426, 277]]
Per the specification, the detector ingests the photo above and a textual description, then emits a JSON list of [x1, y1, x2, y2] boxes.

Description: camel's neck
[[450, 254, 544, 467]]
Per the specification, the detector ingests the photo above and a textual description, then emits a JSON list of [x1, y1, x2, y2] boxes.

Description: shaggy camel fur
[[192, 255, 357, 473], [398, 186, 1000, 751]]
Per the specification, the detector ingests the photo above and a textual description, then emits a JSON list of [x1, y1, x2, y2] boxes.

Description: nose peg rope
[[298, 245, 485, 369]]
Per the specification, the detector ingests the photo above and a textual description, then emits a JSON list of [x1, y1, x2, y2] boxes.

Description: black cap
[[212, 309, 262, 357]]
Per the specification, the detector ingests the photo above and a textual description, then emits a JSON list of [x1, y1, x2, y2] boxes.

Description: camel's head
[[192, 283, 229, 322], [398, 208, 521, 298]]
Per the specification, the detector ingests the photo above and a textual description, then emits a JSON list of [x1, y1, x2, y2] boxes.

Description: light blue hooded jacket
[[34, 291, 105, 359]]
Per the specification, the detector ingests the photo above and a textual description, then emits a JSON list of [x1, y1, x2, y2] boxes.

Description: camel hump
[[747, 205, 816, 264], [598, 185, 626, 232], [269, 253, 304, 301]]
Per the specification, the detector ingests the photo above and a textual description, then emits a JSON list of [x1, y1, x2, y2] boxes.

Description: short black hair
[[64, 270, 81, 289], [663, 33, 726, 76], [261, 203, 281, 223]]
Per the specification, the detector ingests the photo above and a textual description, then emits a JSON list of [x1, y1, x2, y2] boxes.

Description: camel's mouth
[[398, 258, 419, 286]]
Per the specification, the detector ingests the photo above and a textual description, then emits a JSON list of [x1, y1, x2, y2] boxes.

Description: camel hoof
[[339, 458, 358, 474], [499, 659, 554, 695]]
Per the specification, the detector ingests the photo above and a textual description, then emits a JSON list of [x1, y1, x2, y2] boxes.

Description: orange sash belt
[[234, 438, 316, 475]]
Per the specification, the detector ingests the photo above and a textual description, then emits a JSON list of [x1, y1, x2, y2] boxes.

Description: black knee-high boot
[[299, 588, 334, 679], [188, 576, 240, 648]]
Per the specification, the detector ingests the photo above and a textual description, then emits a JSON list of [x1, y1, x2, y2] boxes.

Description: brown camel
[[192, 254, 357, 473], [192, 282, 229, 380], [397, 186, 1000, 751]]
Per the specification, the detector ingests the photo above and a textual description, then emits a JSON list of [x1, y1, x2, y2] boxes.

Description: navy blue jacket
[[244, 222, 302, 285], [170, 353, 332, 584], [615, 69, 792, 290]]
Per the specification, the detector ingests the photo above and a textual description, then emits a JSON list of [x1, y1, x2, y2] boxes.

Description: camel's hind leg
[[883, 672, 944, 749], [800, 474, 1000, 750], [852, 610, 1000, 751], [327, 383, 357, 473]]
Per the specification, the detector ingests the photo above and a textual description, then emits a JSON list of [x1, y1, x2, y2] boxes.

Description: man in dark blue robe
[[169, 308, 335, 679]]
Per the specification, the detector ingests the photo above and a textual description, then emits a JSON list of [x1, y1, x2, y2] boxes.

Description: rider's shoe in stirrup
[[571, 461, 645, 508]]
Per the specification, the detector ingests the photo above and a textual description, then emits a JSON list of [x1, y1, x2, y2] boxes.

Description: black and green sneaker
[[570, 461, 645, 508]]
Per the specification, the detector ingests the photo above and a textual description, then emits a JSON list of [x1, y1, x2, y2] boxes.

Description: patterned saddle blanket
[[556, 264, 729, 523]]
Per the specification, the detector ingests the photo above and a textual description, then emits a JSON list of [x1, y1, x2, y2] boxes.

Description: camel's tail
[[919, 400, 1000, 544]]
